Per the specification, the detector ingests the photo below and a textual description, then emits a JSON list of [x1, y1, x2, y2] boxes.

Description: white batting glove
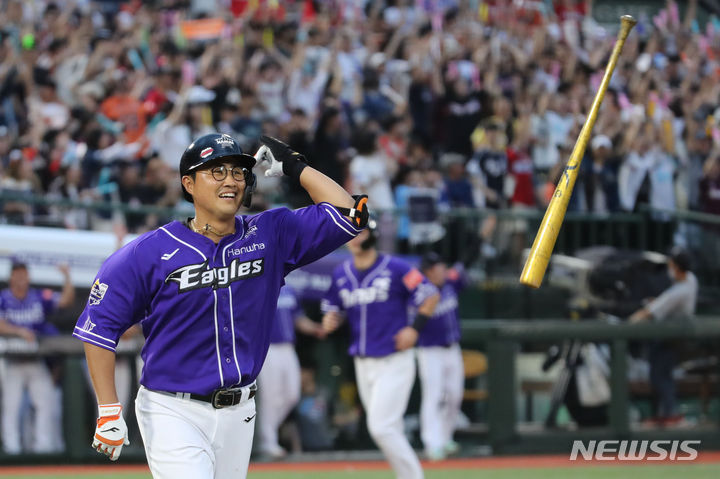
[[255, 145, 284, 177], [93, 403, 129, 461]]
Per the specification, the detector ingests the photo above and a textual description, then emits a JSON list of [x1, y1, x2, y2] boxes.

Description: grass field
[[1, 462, 719, 479]]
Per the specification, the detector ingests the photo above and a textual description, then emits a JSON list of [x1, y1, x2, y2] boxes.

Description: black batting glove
[[260, 135, 308, 180]]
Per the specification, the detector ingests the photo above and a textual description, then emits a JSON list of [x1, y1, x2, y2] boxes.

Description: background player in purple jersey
[[257, 284, 326, 459], [0, 261, 74, 454], [416, 252, 467, 461], [321, 221, 439, 479], [73, 133, 366, 478]]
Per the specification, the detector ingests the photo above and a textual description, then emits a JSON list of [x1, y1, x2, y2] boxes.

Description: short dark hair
[[352, 128, 377, 155], [668, 246, 691, 272], [420, 252, 443, 272], [11, 261, 27, 272]]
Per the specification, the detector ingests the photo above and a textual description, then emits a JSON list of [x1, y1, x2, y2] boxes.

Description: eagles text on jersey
[[165, 258, 265, 292]]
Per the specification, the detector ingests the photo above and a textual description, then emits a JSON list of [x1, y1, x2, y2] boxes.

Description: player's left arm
[[300, 167, 354, 213], [258, 135, 363, 221], [57, 263, 75, 308]]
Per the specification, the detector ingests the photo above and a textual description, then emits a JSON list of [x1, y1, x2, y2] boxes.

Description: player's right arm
[[73, 239, 152, 461], [85, 343, 119, 404]]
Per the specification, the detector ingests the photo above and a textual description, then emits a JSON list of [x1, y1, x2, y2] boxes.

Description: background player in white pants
[[257, 284, 326, 458], [322, 222, 439, 479], [0, 261, 74, 454], [416, 253, 466, 460]]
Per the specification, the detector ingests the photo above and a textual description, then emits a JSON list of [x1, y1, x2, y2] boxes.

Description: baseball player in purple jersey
[[73, 133, 367, 478], [257, 284, 326, 458], [321, 222, 439, 479], [416, 253, 466, 461], [0, 262, 75, 454]]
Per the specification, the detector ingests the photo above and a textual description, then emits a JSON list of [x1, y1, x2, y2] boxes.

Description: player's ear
[[181, 175, 194, 196]]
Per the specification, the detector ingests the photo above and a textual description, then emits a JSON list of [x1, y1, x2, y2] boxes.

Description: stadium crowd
[[0, 0, 718, 237]]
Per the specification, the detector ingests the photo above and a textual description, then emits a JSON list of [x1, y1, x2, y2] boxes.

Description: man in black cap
[[630, 247, 698, 425]]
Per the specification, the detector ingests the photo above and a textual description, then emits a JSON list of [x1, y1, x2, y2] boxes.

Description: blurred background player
[[257, 284, 326, 459], [416, 252, 466, 460], [322, 221, 439, 479], [0, 261, 74, 454], [630, 247, 698, 425]]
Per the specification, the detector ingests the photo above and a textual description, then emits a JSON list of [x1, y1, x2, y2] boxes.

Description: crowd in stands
[[0, 0, 719, 239]]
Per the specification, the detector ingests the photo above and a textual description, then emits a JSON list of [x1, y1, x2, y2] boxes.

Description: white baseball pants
[[135, 386, 256, 479], [0, 359, 59, 454], [417, 345, 465, 454], [257, 343, 301, 454], [354, 349, 423, 479]]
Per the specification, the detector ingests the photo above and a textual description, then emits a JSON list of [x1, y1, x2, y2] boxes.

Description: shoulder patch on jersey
[[89, 279, 109, 306], [402, 268, 424, 291]]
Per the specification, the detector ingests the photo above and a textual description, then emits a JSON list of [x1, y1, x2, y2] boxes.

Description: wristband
[[411, 313, 431, 332], [98, 403, 122, 417], [334, 195, 370, 228], [283, 158, 308, 180]]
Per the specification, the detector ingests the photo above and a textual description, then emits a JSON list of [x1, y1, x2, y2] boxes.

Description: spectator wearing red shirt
[[507, 147, 535, 208]]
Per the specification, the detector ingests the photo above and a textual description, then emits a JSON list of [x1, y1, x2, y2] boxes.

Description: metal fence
[[3, 191, 720, 272]]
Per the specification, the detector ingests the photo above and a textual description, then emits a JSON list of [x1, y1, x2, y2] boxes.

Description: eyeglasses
[[198, 165, 248, 182]]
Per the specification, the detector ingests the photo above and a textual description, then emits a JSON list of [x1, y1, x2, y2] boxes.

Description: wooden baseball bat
[[520, 15, 637, 288]]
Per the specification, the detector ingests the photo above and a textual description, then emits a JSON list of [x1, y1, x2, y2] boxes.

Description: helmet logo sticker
[[200, 147, 214, 158], [215, 134, 235, 147]]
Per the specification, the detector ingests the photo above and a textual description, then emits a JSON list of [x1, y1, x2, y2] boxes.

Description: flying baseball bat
[[520, 15, 637, 288]]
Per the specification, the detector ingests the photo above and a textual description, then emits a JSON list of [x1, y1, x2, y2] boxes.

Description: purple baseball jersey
[[416, 267, 466, 347], [73, 203, 360, 395], [321, 254, 438, 357], [0, 288, 60, 336], [270, 285, 302, 344]]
